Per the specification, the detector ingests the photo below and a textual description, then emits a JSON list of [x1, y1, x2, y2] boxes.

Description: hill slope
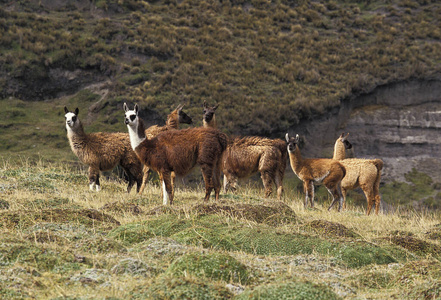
[[1, 0, 440, 137]]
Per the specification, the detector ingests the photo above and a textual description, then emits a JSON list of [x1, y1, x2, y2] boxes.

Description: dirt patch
[[191, 201, 296, 225], [0, 208, 120, 229], [388, 235, 441, 257], [425, 224, 441, 240], [303, 219, 360, 238], [100, 201, 143, 215]]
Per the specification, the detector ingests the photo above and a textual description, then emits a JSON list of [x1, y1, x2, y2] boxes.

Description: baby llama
[[286, 133, 346, 211]]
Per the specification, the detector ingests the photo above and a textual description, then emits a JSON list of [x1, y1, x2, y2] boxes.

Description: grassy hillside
[[1, 0, 441, 137], [1, 159, 441, 299]]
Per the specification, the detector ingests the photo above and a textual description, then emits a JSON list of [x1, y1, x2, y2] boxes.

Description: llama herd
[[64, 102, 384, 215]]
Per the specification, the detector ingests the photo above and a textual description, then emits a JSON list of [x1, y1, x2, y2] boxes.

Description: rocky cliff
[[293, 79, 441, 184]]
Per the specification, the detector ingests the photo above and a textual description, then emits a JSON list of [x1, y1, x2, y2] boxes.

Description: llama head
[[124, 103, 139, 127], [203, 100, 219, 124], [285, 133, 300, 153], [339, 132, 352, 150], [176, 104, 193, 124], [64, 106, 80, 130]]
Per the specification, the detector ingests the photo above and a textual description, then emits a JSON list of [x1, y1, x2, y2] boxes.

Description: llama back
[[144, 127, 226, 176], [69, 132, 128, 169]]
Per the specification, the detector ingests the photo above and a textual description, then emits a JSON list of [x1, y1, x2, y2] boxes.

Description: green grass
[[0, 159, 440, 298]]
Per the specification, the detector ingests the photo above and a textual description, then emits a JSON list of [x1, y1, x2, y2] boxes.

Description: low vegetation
[[1, 0, 441, 137], [0, 158, 441, 299]]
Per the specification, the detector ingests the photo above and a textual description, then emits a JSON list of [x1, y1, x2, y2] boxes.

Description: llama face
[[285, 133, 300, 153], [124, 103, 138, 127], [179, 109, 193, 124], [203, 101, 218, 123], [64, 107, 79, 129], [339, 133, 352, 150]]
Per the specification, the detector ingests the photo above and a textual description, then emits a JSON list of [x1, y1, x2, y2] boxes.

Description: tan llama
[[286, 133, 346, 211], [64, 107, 143, 193], [333, 133, 383, 215], [124, 103, 227, 205]]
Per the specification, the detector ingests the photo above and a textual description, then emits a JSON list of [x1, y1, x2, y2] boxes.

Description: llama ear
[[176, 104, 184, 112], [123, 102, 128, 112], [295, 134, 300, 143], [134, 104, 139, 115], [203, 100, 207, 108], [64, 106, 69, 114], [74, 108, 79, 116], [285, 133, 290, 143], [213, 104, 219, 110]]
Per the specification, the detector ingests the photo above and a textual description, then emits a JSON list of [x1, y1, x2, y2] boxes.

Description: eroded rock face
[[293, 79, 441, 183]]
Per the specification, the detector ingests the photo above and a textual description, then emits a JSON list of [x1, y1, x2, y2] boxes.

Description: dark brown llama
[[140, 104, 193, 193], [64, 107, 143, 193], [124, 103, 227, 205]]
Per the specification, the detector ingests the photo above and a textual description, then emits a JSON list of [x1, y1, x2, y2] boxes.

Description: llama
[[140, 104, 193, 194], [222, 136, 287, 200], [145, 104, 192, 139], [286, 133, 346, 211], [202, 100, 219, 128], [201, 102, 286, 199], [124, 103, 227, 205], [64, 106, 143, 193], [333, 133, 383, 215]]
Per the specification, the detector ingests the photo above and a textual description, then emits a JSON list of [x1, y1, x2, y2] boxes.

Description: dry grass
[[1, 158, 441, 299]]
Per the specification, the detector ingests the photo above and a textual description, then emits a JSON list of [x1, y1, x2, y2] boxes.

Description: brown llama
[[202, 100, 219, 128], [286, 133, 346, 211], [124, 103, 227, 205], [64, 106, 143, 193], [222, 136, 288, 200], [201, 101, 286, 199], [333, 133, 383, 215], [145, 104, 192, 138], [139, 104, 193, 194]]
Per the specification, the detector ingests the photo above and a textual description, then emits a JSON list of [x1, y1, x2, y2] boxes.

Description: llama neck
[[127, 118, 146, 151], [288, 146, 304, 175], [203, 116, 216, 128], [66, 121, 87, 148], [333, 140, 346, 160], [166, 111, 179, 129]]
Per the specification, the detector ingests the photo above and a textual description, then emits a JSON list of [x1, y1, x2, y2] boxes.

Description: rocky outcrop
[[293, 79, 441, 183]]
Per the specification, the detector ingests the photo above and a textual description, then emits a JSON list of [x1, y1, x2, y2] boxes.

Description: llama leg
[[261, 171, 273, 198], [303, 181, 314, 208], [123, 168, 135, 194], [341, 187, 347, 210], [275, 170, 284, 200], [374, 195, 381, 215], [200, 164, 214, 202], [88, 166, 100, 191], [213, 159, 222, 201], [171, 171, 176, 200], [373, 173, 382, 215], [139, 165, 150, 194], [160, 172, 173, 205], [327, 184, 343, 211], [361, 184, 375, 215]]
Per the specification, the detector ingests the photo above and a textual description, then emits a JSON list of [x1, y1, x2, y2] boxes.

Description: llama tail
[[371, 159, 384, 172]]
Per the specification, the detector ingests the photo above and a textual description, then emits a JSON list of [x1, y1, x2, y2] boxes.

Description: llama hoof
[[89, 183, 95, 191], [95, 185, 101, 192]]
